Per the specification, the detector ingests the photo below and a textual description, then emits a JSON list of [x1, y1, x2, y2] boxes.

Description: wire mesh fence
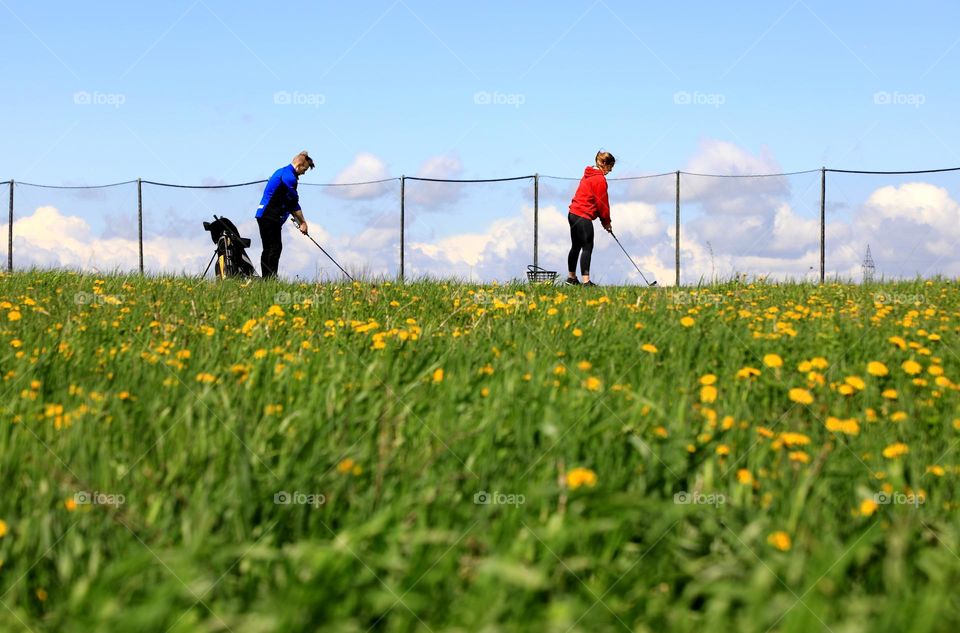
[[4, 166, 960, 284]]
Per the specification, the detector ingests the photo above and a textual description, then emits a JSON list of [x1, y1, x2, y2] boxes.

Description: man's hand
[[298, 220, 309, 235], [602, 222, 612, 233]]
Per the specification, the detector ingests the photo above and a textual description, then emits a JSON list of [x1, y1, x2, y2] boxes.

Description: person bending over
[[566, 151, 615, 286], [255, 151, 314, 278]]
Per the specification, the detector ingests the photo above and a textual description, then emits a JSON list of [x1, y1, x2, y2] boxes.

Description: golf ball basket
[[526, 265, 559, 284]]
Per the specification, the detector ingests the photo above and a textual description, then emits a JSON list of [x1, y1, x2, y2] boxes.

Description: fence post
[[7, 181, 12, 273], [533, 173, 539, 270], [675, 171, 680, 287], [400, 176, 405, 281], [820, 167, 826, 284], [137, 178, 144, 274]]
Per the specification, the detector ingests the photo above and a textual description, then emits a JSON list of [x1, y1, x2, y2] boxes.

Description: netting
[[825, 169, 960, 281], [539, 173, 677, 286], [403, 176, 534, 282], [10, 181, 140, 273], [678, 170, 823, 284]]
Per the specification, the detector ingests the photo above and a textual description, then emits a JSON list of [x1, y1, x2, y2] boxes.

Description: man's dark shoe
[[583, 280, 598, 287], [565, 277, 581, 286]]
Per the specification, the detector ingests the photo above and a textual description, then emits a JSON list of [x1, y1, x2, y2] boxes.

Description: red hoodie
[[568, 166, 611, 226]]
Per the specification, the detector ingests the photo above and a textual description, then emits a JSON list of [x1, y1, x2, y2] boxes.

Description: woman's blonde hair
[[292, 151, 315, 170], [595, 151, 616, 169]]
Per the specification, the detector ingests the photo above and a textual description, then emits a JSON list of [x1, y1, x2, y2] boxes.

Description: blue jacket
[[255, 164, 300, 222]]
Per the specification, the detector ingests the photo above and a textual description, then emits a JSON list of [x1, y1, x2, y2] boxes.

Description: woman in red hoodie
[[566, 151, 615, 286]]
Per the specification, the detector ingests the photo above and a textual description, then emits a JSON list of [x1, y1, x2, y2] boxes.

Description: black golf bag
[[202, 215, 258, 279]]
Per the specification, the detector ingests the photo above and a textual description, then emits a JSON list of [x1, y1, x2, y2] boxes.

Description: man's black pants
[[257, 217, 283, 278]]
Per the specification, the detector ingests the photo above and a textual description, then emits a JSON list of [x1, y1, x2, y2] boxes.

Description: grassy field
[[1, 270, 959, 632]]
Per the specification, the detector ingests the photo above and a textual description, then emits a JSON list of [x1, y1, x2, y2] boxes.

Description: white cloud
[[407, 153, 465, 210], [324, 153, 392, 200]]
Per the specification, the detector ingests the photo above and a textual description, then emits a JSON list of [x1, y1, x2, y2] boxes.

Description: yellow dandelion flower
[[0, 519, 7, 538], [654, 426, 668, 438], [432, 368, 444, 383], [797, 360, 813, 372], [65, 498, 77, 511], [716, 444, 730, 456], [36, 588, 47, 602], [825, 417, 860, 435], [736, 367, 761, 379], [553, 364, 566, 376], [888, 336, 907, 350], [680, 316, 695, 327], [859, 499, 878, 517], [700, 374, 717, 385], [7, 310, 21, 321], [253, 348, 268, 360], [337, 458, 355, 474], [266, 305, 285, 318], [788, 388, 814, 405], [891, 411, 908, 423], [736, 469, 753, 485], [700, 385, 718, 403], [779, 432, 811, 447], [572, 328, 583, 337], [241, 319, 257, 334], [195, 372, 217, 384], [810, 357, 829, 370], [584, 376, 602, 392], [763, 354, 783, 369], [882, 442, 909, 459], [566, 467, 598, 490], [902, 360, 922, 375], [882, 389, 898, 400], [481, 387, 490, 397], [577, 360, 592, 371], [867, 361, 889, 377], [927, 465, 945, 477], [845, 376, 866, 390], [837, 384, 855, 396], [767, 531, 791, 551], [641, 343, 658, 354], [789, 451, 810, 464]]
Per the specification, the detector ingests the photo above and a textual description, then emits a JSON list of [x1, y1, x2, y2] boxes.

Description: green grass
[[1, 270, 959, 632]]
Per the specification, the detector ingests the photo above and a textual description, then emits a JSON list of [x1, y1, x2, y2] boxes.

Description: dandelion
[[566, 467, 597, 490], [680, 316, 695, 327], [65, 498, 77, 511], [0, 519, 7, 538], [767, 531, 791, 551], [882, 389, 898, 400], [927, 465, 945, 477], [789, 451, 810, 464], [859, 499, 878, 517], [867, 361, 889, 377], [36, 588, 47, 602], [763, 354, 783, 368], [572, 328, 583, 337], [653, 426, 668, 438], [7, 310, 21, 321], [699, 374, 717, 385], [891, 411, 908, 423], [882, 443, 909, 459], [195, 372, 217, 384], [844, 376, 866, 390], [788, 388, 814, 405], [337, 458, 356, 474], [641, 344, 658, 354], [902, 360, 922, 375], [716, 444, 730, 456], [481, 387, 490, 397], [241, 319, 257, 334], [266, 305, 285, 318], [700, 385, 718, 403], [432, 368, 444, 383], [736, 367, 761, 379], [779, 432, 811, 447], [736, 469, 753, 485], [584, 377, 602, 392], [888, 336, 907, 350], [825, 417, 860, 435]]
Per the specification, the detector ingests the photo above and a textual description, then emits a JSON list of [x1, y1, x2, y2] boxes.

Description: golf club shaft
[[610, 231, 653, 286], [290, 218, 355, 281]]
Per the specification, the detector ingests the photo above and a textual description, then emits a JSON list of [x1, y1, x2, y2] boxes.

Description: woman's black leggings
[[567, 213, 594, 275]]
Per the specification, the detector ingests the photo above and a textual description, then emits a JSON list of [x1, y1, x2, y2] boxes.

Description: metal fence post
[[137, 178, 144, 274], [675, 171, 680, 287], [820, 167, 826, 284], [7, 181, 13, 273], [533, 173, 539, 270], [400, 176, 405, 281]]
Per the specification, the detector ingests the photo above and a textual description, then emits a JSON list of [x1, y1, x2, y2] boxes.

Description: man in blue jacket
[[255, 151, 314, 277]]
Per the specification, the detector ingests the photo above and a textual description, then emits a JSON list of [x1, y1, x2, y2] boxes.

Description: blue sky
[[2, 1, 960, 283]]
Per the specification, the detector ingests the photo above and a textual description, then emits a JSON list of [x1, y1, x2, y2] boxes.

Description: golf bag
[[202, 215, 258, 279]]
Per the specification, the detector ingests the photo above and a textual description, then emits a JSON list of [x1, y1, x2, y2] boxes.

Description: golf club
[[290, 217, 355, 281], [609, 230, 657, 287]]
